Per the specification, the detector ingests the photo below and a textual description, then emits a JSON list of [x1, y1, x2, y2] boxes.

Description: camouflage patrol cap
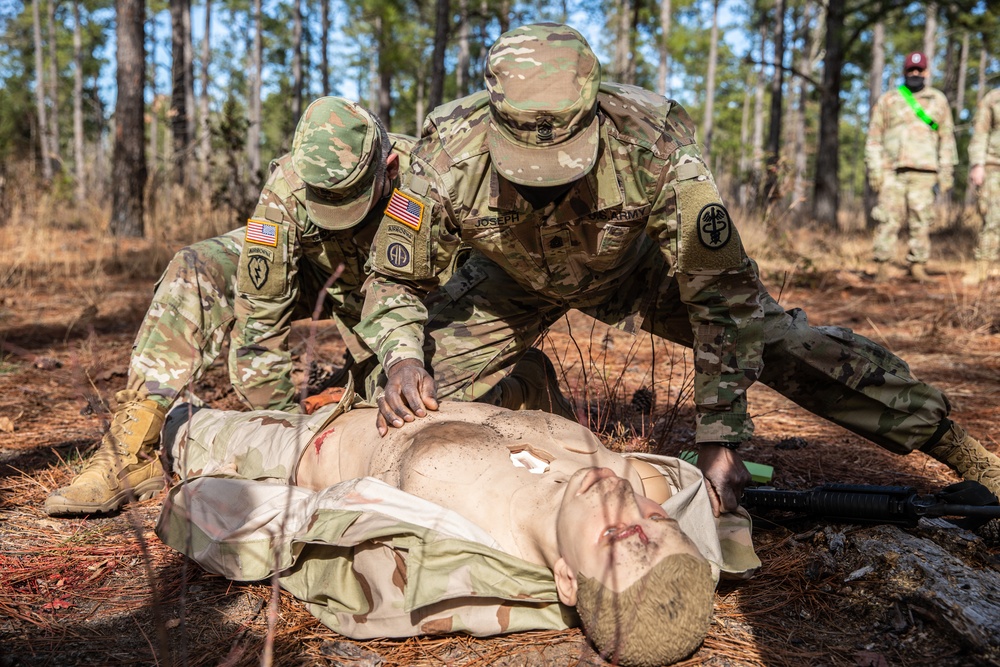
[[485, 23, 601, 186], [291, 97, 381, 230]]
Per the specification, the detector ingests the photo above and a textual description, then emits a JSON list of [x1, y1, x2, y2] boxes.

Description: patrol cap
[[291, 97, 382, 230], [904, 51, 928, 72], [485, 23, 601, 187]]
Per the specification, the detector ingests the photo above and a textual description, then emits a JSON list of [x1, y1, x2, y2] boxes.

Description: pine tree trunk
[[750, 22, 766, 202], [864, 20, 884, 227], [429, 0, 450, 111], [32, 0, 52, 181], [321, 0, 330, 95], [110, 0, 146, 237], [923, 3, 937, 86], [291, 0, 303, 121], [198, 0, 211, 184], [701, 0, 720, 159], [456, 0, 470, 97], [170, 0, 191, 186], [954, 31, 968, 119], [764, 0, 785, 205], [247, 0, 262, 175], [656, 0, 671, 96], [812, 0, 845, 227], [614, 0, 632, 83], [47, 0, 61, 168], [72, 0, 84, 202]]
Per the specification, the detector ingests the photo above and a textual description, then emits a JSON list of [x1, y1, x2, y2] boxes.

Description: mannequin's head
[[552, 467, 715, 666]]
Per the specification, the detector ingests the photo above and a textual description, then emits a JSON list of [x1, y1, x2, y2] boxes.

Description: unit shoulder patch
[[696, 203, 732, 250]]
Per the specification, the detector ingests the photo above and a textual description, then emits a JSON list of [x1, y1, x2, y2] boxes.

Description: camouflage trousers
[[973, 166, 1000, 262], [128, 229, 368, 412], [392, 249, 949, 454], [872, 170, 939, 264]]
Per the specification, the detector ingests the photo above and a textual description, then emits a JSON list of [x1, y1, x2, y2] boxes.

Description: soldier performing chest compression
[[356, 23, 1000, 517]]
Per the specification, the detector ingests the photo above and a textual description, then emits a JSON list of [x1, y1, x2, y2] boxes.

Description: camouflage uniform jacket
[[156, 396, 760, 639], [231, 134, 415, 411], [359, 84, 765, 443], [969, 88, 1000, 168], [865, 86, 957, 184]]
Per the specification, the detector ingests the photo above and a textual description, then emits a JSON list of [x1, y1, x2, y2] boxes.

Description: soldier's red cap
[[904, 52, 928, 72]]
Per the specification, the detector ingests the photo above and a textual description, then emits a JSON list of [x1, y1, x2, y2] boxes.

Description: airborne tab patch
[[385, 189, 424, 231], [246, 219, 278, 246]]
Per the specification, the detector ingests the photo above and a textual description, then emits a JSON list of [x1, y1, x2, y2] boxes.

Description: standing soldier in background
[[45, 97, 415, 516], [964, 86, 1000, 286], [865, 51, 957, 283]]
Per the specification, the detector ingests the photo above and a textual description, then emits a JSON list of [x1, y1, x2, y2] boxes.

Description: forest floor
[[1, 213, 1000, 667]]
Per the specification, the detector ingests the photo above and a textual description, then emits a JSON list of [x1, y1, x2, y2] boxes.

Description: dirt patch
[[2, 236, 1000, 666]]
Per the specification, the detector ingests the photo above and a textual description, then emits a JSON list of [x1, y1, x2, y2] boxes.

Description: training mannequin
[[158, 392, 758, 666]]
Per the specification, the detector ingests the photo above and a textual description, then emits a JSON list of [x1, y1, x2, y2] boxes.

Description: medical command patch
[[385, 189, 424, 231], [246, 219, 278, 246], [697, 203, 732, 249]]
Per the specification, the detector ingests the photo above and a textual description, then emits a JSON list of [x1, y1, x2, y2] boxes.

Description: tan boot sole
[[43, 476, 166, 516]]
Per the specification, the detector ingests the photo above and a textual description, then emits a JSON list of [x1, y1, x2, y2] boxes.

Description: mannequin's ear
[[386, 152, 400, 180], [554, 557, 578, 606]]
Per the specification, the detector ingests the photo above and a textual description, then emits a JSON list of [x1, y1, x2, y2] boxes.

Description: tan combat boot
[[45, 390, 167, 515], [922, 421, 1000, 501], [481, 349, 578, 422], [909, 263, 932, 283]]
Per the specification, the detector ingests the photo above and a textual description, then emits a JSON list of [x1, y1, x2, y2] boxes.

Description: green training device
[[678, 450, 774, 484]]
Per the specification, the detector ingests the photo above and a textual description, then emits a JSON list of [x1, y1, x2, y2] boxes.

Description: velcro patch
[[246, 219, 278, 246], [238, 226, 287, 297], [385, 189, 424, 231], [675, 170, 743, 273]]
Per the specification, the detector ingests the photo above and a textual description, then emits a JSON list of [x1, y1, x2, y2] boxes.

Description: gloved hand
[[695, 443, 752, 517], [376, 358, 439, 436]]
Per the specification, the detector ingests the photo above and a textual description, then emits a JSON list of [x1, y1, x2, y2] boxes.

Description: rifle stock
[[742, 482, 1000, 526]]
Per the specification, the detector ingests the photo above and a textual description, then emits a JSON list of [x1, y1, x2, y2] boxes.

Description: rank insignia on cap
[[246, 219, 279, 246], [697, 203, 732, 250], [385, 189, 424, 231]]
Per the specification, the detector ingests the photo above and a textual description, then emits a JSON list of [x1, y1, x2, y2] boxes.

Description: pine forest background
[[1, 0, 999, 240]]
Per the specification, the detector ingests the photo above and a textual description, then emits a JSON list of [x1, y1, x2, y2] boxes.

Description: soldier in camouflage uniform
[[865, 51, 957, 283], [45, 97, 415, 516], [964, 86, 1000, 285], [358, 24, 1000, 516], [157, 393, 759, 665]]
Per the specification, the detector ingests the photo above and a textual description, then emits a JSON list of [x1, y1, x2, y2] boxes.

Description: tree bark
[[954, 31, 968, 120], [456, 0, 470, 97], [247, 0, 262, 176], [170, 0, 193, 186], [923, 3, 937, 86], [614, 0, 632, 83], [321, 0, 330, 95], [864, 20, 884, 227], [701, 0, 720, 159], [812, 0, 845, 227], [429, 0, 450, 111], [790, 0, 820, 209], [32, 0, 52, 181], [110, 0, 146, 237], [72, 0, 84, 202], [764, 0, 785, 205], [291, 0, 303, 121], [750, 21, 767, 203], [47, 0, 62, 168], [656, 0, 671, 96], [198, 0, 211, 183]]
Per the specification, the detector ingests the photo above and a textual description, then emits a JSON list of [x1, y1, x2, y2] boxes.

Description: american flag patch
[[385, 189, 424, 231], [246, 219, 278, 246]]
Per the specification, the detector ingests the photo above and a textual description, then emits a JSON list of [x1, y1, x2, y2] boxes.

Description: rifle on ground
[[742, 481, 1000, 527]]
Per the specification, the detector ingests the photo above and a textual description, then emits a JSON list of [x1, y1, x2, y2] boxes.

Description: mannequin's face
[[556, 467, 704, 592]]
